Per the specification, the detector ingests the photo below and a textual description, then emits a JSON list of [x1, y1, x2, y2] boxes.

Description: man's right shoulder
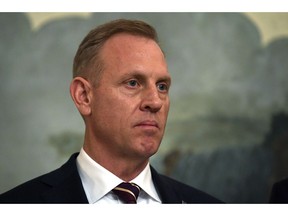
[[0, 153, 85, 203], [0, 172, 53, 203]]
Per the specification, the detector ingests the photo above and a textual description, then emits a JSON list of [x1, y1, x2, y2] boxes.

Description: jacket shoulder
[[0, 173, 52, 203], [151, 166, 223, 203], [0, 153, 87, 203]]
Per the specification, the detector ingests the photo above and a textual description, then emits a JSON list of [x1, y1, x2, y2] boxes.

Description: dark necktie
[[112, 182, 141, 204]]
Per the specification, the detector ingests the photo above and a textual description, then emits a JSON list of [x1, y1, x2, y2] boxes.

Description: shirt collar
[[76, 148, 161, 203], [132, 162, 161, 202]]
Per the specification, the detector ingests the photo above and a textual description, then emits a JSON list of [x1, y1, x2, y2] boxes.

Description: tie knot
[[112, 182, 141, 204]]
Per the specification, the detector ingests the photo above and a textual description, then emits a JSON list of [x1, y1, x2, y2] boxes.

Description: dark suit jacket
[[269, 178, 288, 203], [0, 153, 222, 203]]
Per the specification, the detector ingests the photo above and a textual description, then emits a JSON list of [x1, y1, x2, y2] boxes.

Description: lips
[[134, 120, 159, 129]]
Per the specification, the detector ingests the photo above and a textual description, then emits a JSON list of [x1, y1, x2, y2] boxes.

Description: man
[[0, 19, 222, 204]]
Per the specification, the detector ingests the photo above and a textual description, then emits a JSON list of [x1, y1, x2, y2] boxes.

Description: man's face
[[88, 33, 171, 161]]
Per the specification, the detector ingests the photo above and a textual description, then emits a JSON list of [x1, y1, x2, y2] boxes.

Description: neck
[[83, 142, 149, 182]]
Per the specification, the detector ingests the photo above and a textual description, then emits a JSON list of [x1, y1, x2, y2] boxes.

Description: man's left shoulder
[[150, 167, 223, 203], [164, 174, 223, 203]]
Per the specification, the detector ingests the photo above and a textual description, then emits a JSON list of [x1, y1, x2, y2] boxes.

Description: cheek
[[94, 93, 135, 126]]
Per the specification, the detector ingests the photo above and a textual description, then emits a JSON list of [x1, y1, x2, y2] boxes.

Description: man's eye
[[157, 83, 169, 92], [127, 80, 138, 87]]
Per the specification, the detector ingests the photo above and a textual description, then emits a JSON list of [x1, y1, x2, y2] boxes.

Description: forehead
[[101, 33, 163, 60], [99, 33, 170, 78]]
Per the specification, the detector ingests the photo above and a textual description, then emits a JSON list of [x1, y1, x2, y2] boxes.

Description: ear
[[70, 77, 92, 116]]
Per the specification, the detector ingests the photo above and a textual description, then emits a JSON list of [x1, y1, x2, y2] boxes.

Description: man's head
[[70, 19, 171, 173]]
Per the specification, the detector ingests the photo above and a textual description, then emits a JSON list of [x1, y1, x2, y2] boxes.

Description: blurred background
[[0, 12, 288, 203]]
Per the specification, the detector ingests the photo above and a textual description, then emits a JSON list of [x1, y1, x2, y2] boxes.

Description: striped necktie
[[112, 182, 141, 204]]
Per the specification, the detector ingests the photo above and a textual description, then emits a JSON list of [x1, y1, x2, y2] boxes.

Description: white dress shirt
[[76, 148, 162, 204]]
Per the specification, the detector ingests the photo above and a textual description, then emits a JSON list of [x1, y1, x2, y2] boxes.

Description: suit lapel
[[40, 153, 88, 203], [150, 166, 183, 203]]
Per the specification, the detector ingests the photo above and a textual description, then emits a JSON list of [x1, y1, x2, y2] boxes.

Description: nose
[[140, 86, 163, 113]]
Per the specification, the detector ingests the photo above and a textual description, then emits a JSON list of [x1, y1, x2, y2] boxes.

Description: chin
[[138, 141, 160, 157]]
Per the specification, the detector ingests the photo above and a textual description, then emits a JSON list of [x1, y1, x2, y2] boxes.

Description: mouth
[[134, 120, 159, 129]]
